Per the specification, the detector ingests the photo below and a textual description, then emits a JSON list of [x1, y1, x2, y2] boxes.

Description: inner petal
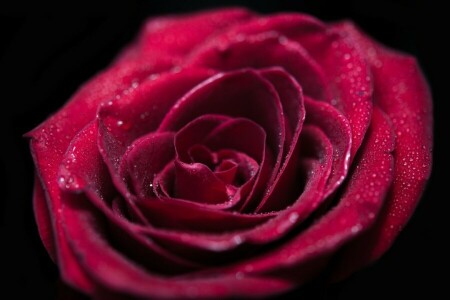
[[174, 160, 231, 204], [158, 69, 285, 160], [170, 116, 267, 207]]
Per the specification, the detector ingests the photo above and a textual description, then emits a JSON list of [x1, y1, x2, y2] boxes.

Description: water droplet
[[233, 235, 242, 244], [171, 66, 181, 73], [235, 33, 245, 42], [235, 272, 244, 280], [351, 224, 361, 234], [278, 36, 288, 45], [244, 265, 254, 272], [149, 73, 160, 81], [289, 212, 299, 223]]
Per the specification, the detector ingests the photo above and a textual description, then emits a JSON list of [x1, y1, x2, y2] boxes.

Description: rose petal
[[119, 132, 175, 199], [304, 97, 352, 197], [187, 32, 329, 100], [246, 125, 334, 242], [253, 68, 305, 212], [174, 114, 231, 163], [157, 69, 284, 156], [175, 118, 267, 205], [157, 69, 286, 211], [330, 22, 433, 280], [174, 160, 231, 204], [131, 8, 255, 59], [62, 199, 292, 298], [57, 121, 150, 227], [32, 175, 57, 262], [202, 118, 266, 161], [26, 53, 166, 291], [298, 26, 373, 159], [135, 198, 273, 233]]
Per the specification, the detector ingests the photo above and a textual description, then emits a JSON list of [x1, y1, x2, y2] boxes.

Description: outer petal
[[26, 44, 167, 292], [57, 122, 204, 273], [117, 7, 255, 62], [187, 32, 329, 100], [227, 13, 373, 157], [331, 22, 433, 280], [32, 175, 56, 262], [61, 194, 292, 299]]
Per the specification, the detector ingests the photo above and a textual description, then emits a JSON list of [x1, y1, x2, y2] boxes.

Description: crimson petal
[[330, 22, 433, 280], [174, 160, 231, 204], [157, 69, 284, 156], [131, 8, 255, 59], [32, 175, 57, 262], [304, 97, 352, 198], [61, 197, 292, 299], [243, 125, 334, 243], [187, 32, 328, 100], [25, 51, 169, 293], [130, 126, 331, 255], [157, 69, 285, 210], [119, 132, 175, 199], [174, 114, 231, 163], [253, 68, 305, 212], [135, 198, 273, 233]]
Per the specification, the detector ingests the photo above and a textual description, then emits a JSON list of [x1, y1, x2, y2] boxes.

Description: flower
[[27, 7, 433, 299]]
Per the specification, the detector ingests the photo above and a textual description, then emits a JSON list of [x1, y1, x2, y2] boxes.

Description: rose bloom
[[27, 7, 432, 299]]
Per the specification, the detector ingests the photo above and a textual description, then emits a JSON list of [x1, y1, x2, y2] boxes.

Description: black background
[[1, 0, 447, 299]]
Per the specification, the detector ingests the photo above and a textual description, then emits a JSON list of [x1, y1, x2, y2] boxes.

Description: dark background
[[1, 0, 447, 299]]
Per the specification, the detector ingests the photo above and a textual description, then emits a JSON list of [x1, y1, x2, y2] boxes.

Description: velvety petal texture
[[27, 7, 432, 299]]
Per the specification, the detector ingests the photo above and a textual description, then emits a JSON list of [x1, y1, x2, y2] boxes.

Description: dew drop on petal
[[235, 271, 244, 280], [289, 212, 299, 223], [233, 235, 243, 244]]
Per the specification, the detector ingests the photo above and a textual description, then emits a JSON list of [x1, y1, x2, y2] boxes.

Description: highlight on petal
[[32, 175, 57, 262]]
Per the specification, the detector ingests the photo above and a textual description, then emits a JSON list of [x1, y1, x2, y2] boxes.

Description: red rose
[[27, 7, 432, 299]]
